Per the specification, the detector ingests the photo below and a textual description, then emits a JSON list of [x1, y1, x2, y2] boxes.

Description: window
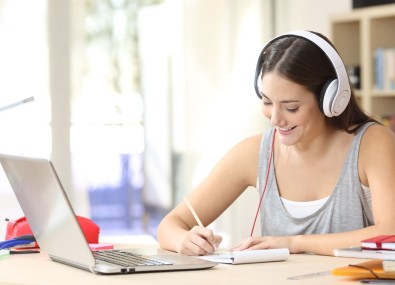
[[72, 0, 164, 236], [0, 0, 49, 238]]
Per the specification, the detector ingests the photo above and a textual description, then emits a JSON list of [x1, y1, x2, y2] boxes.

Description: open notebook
[[198, 248, 289, 264], [0, 153, 217, 274]]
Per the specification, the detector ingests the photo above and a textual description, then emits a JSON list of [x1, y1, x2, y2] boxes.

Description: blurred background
[[0, 0, 354, 247]]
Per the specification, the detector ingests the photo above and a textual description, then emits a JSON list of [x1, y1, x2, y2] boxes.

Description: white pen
[[183, 196, 204, 227], [0, 96, 34, 112]]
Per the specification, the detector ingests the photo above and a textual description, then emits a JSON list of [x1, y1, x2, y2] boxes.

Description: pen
[[361, 279, 395, 284], [0, 96, 34, 112], [10, 249, 40, 254], [183, 196, 204, 227]]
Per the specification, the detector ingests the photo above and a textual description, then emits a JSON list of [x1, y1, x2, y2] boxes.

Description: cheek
[[262, 105, 271, 119], [294, 109, 321, 127]]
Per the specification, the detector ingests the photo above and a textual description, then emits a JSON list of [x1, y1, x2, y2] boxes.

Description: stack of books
[[334, 235, 395, 260], [333, 235, 395, 281], [362, 235, 395, 272]]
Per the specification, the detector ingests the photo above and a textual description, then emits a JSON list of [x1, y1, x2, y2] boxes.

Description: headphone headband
[[255, 30, 351, 117]]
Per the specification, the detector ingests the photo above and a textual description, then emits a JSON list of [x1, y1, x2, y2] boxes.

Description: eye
[[286, 107, 299, 113], [263, 100, 272, 106]]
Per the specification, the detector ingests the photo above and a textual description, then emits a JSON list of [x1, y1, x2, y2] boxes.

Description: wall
[[275, 0, 352, 36]]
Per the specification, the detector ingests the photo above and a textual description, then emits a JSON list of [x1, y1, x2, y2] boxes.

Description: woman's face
[[259, 72, 325, 147]]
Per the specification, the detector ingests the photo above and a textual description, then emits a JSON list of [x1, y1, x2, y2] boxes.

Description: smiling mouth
[[278, 126, 297, 132]]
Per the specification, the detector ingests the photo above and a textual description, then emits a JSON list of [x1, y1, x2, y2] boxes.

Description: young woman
[[156, 31, 395, 256]]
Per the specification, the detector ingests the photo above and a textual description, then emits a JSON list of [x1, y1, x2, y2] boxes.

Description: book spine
[[374, 48, 382, 90], [374, 47, 395, 91], [391, 48, 395, 90]]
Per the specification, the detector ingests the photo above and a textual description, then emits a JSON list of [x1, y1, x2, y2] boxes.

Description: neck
[[279, 124, 339, 161]]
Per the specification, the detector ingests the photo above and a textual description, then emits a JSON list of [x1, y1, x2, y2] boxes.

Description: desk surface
[[0, 244, 368, 285]]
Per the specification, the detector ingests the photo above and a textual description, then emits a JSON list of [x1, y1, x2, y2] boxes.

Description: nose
[[270, 106, 285, 127]]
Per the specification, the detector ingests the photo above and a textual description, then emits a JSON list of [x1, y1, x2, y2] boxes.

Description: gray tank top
[[258, 123, 375, 235]]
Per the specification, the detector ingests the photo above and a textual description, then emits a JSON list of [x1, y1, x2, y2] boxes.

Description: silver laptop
[[0, 153, 216, 274]]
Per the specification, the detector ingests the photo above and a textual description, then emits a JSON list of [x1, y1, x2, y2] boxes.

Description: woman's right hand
[[178, 226, 222, 256]]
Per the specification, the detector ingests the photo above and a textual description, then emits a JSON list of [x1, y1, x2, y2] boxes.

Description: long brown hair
[[256, 31, 378, 133]]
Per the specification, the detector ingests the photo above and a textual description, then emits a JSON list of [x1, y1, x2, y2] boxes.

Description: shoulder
[[227, 134, 262, 163], [360, 123, 395, 150], [233, 128, 275, 151], [236, 134, 263, 148], [227, 134, 263, 175], [200, 134, 263, 189], [359, 123, 395, 171]]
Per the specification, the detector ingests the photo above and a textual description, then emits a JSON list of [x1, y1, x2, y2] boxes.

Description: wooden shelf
[[371, 90, 395, 97], [331, 4, 395, 118]]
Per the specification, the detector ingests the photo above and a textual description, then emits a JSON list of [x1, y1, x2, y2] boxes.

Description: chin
[[278, 137, 297, 147], [277, 131, 300, 146]]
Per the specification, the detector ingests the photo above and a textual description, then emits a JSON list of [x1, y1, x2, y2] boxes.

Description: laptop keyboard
[[93, 250, 173, 267]]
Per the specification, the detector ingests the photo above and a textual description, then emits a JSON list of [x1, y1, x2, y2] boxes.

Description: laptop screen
[[0, 154, 96, 269]]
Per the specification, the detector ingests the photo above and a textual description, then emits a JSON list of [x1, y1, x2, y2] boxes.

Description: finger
[[206, 234, 222, 251], [179, 234, 211, 256], [232, 237, 260, 251], [245, 243, 270, 250], [199, 229, 223, 253], [191, 233, 217, 254], [212, 234, 223, 250], [182, 227, 219, 255], [232, 239, 252, 251], [179, 240, 208, 256]]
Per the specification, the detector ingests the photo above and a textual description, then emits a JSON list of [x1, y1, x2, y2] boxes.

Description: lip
[[277, 126, 297, 135]]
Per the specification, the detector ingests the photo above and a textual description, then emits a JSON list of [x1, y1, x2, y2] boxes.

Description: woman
[[156, 31, 395, 256]]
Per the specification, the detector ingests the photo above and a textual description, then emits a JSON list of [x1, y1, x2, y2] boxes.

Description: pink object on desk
[[89, 243, 114, 251]]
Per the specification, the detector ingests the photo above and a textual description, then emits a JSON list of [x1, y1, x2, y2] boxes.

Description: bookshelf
[[331, 4, 395, 127]]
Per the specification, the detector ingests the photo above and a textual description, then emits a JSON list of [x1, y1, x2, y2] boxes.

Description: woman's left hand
[[232, 235, 300, 253]]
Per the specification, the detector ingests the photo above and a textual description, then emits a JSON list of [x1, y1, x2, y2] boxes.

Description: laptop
[[0, 153, 217, 274]]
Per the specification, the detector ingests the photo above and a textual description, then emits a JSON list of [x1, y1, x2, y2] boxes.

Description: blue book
[[375, 48, 384, 90]]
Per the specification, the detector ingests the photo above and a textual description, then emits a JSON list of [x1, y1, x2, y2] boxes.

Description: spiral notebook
[[198, 248, 290, 264]]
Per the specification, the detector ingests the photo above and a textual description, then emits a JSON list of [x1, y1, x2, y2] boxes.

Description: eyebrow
[[262, 94, 301, 103]]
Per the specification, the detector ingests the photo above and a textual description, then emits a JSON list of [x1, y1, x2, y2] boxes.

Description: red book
[[362, 235, 395, 250]]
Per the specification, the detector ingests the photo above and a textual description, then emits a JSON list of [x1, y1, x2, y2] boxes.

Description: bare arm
[[157, 135, 262, 255]]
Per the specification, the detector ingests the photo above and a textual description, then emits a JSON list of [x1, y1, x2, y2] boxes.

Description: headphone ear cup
[[319, 78, 338, 117]]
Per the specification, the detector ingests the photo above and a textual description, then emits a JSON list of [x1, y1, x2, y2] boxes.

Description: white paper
[[198, 248, 290, 264]]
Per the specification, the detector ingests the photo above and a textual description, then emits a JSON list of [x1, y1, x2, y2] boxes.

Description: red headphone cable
[[250, 128, 276, 237]]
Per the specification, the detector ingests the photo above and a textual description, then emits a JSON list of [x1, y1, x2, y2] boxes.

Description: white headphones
[[254, 30, 351, 117]]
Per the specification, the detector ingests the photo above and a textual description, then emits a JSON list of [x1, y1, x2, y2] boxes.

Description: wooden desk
[[0, 245, 367, 285]]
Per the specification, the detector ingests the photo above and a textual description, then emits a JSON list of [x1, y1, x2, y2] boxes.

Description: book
[[332, 259, 395, 279], [374, 47, 395, 90], [362, 235, 395, 250], [197, 248, 289, 265], [375, 48, 385, 90], [333, 247, 395, 260]]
